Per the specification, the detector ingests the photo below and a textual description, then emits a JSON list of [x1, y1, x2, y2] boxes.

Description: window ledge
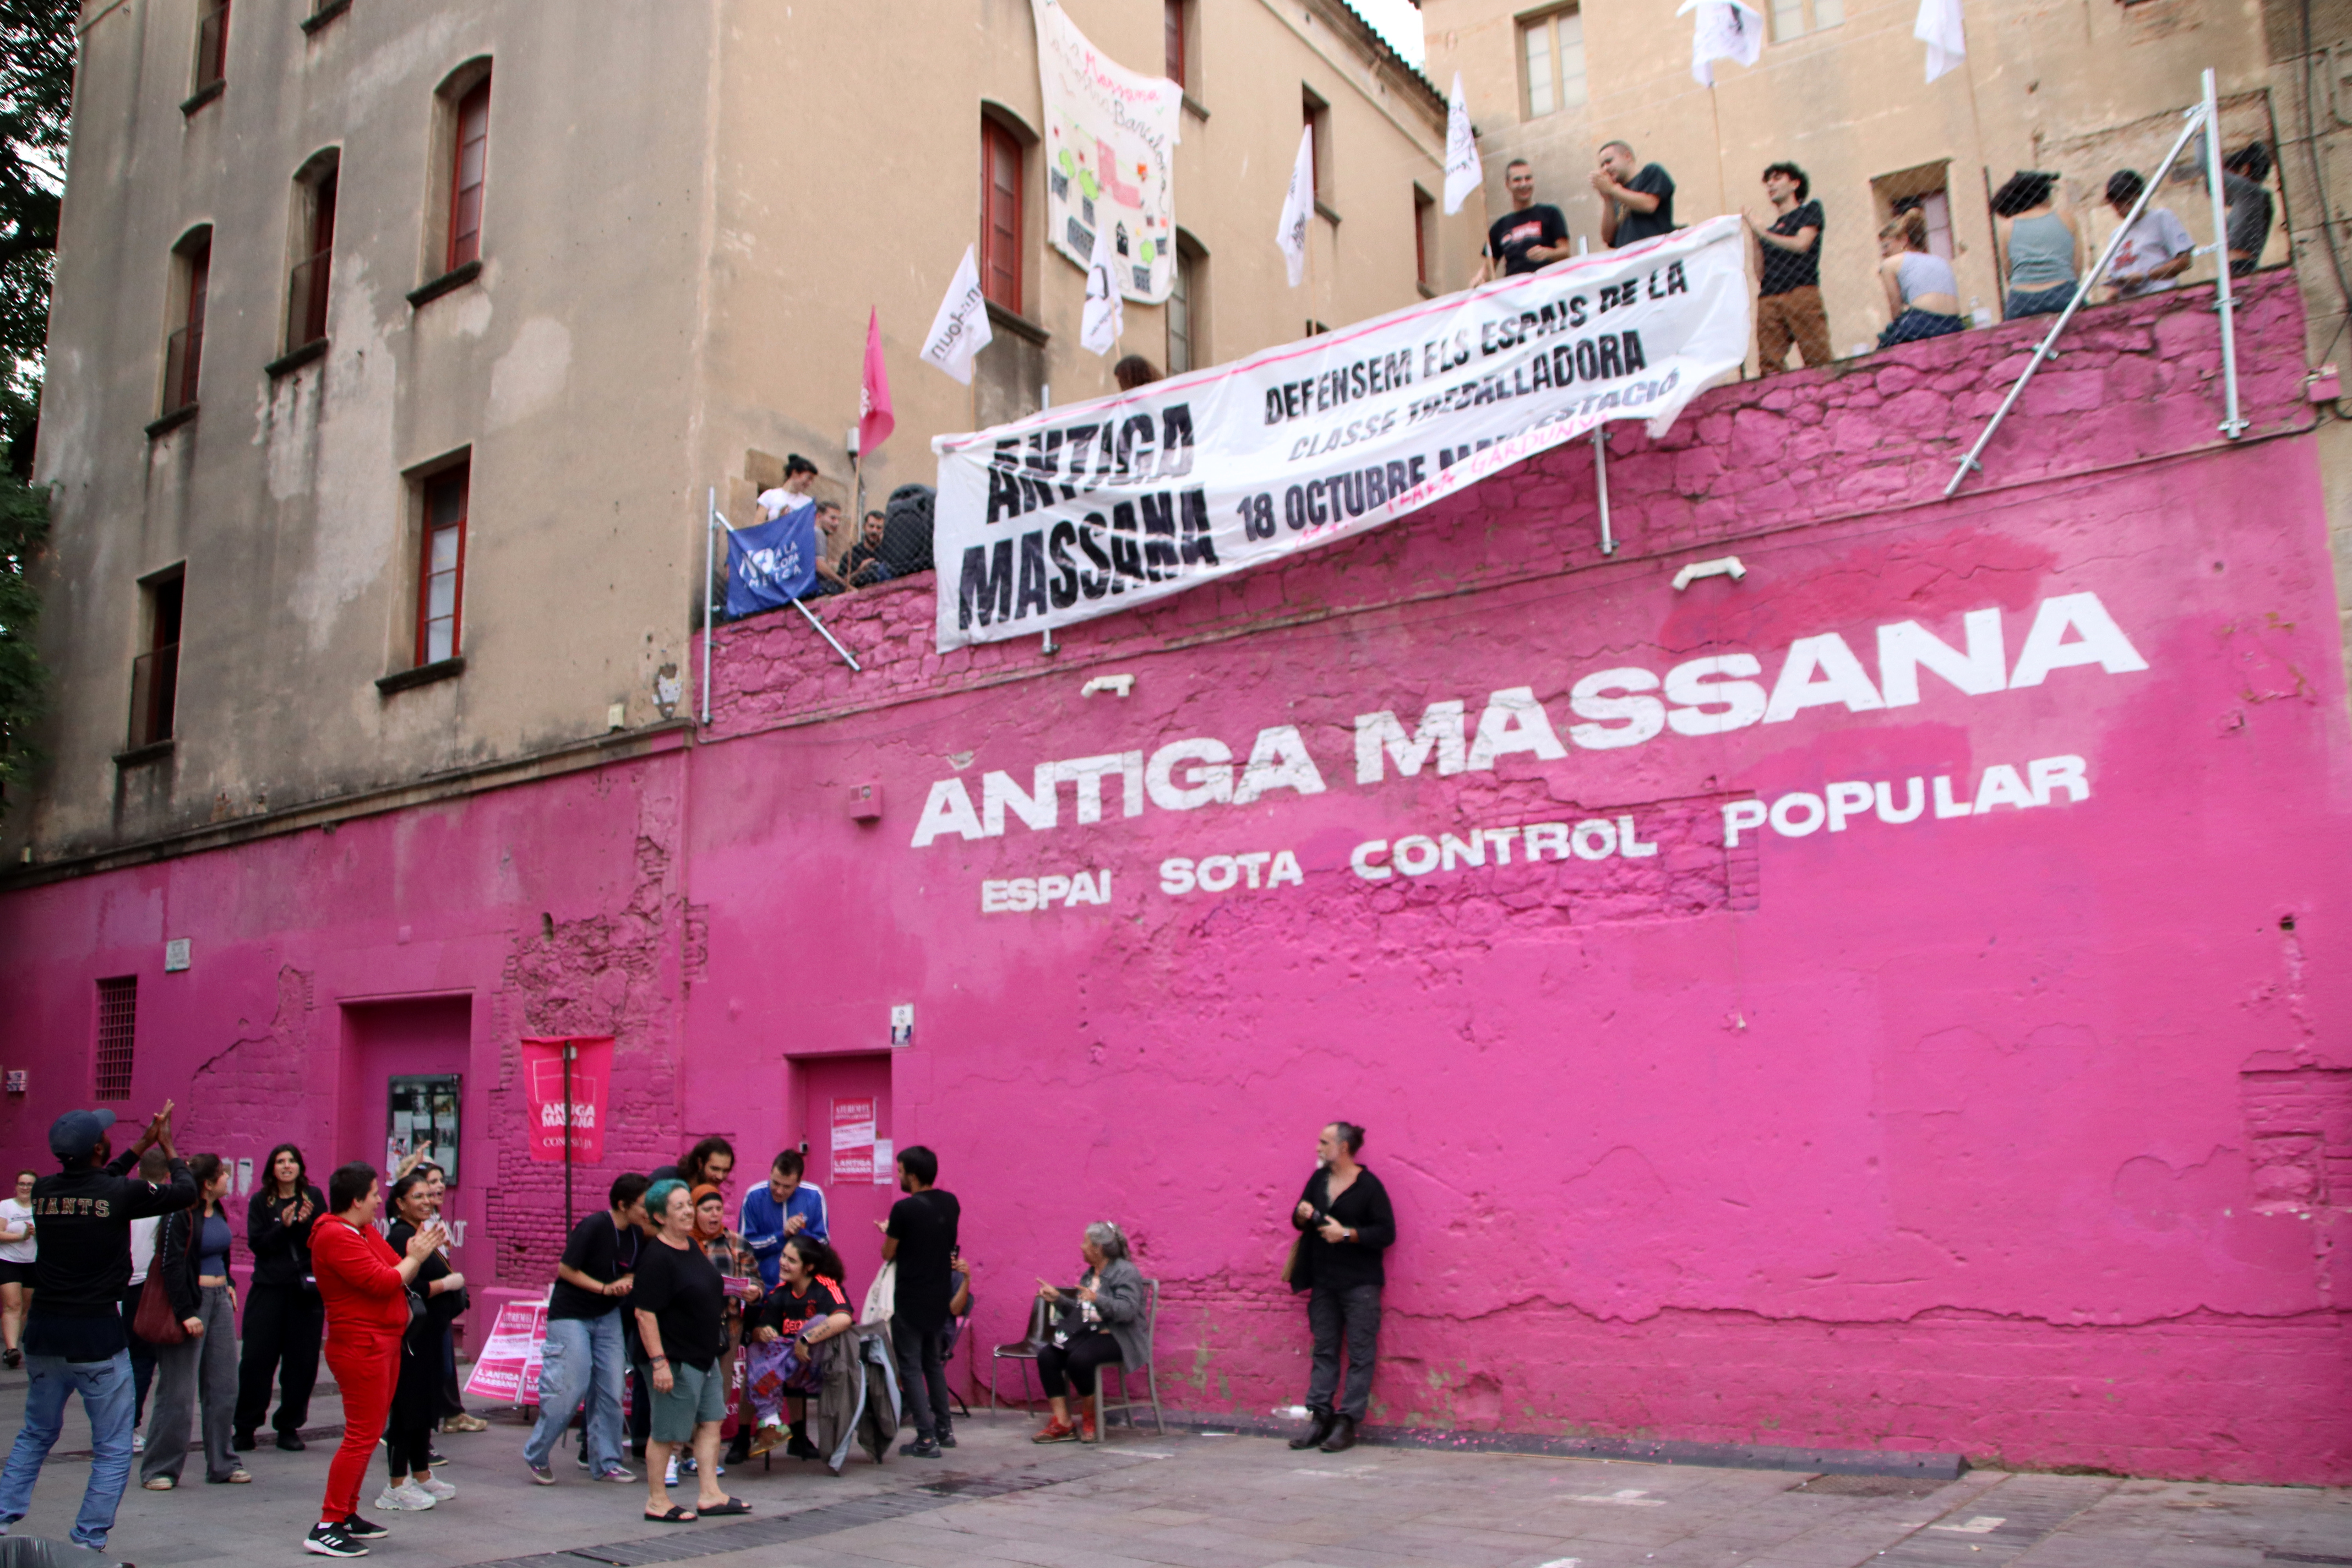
[[407, 259, 483, 309], [1182, 91, 1210, 121], [181, 80, 224, 116], [265, 339, 329, 379], [1315, 199, 1343, 226], [377, 656, 465, 696], [300, 0, 351, 33], [145, 404, 199, 439], [113, 740, 175, 770], [986, 300, 1050, 346]]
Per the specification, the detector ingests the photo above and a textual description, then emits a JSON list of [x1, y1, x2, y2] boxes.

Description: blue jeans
[[521, 1314, 625, 1473], [0, 1351, 137, 1548]]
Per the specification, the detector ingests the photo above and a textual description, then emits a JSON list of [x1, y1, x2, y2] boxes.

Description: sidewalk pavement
[[0, 1370, 2341, 1568]]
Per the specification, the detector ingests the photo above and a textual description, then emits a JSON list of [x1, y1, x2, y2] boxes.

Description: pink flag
[[858, 308, 895, 455]]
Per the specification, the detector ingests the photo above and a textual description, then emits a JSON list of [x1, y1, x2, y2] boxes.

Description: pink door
[[339, 997, 479, 1340], [796, 1053, 894, 1302]]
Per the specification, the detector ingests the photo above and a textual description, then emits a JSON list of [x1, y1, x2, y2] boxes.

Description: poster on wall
[[830, 1098, 878, 1186], [931, 217, 1753, 651], [520, 1036, 613, 1164], [1032, 0, 1183, 303], [462, 1299, 547, 1404]]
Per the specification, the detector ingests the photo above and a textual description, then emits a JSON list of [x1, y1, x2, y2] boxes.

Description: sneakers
[[277, 1431, 308, 1452], [594, 1467, 635, 1484], [663, 1455, 678, 1488], [3, 1347, 21, 1369], [525, 1461, 555, 1485], [143, 1476, 175, 1490], [938, 1427, 957, 1449], [303, 1524, 367, 1558], [339, 1515, 389, 1540], [373, 1482, 436, 1511], [784, 1431, 821, 1462], [415, 1475, 457, 1501], [235, 1430, 258, 1452], [440, 1413, 489, 1434], [1079, 1412, 1098, 1443], [1031, 1419, 1078, 1444], [900, 1436, 943, 1458]]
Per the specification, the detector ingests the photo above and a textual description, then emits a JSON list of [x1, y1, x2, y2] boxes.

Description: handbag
[[1280, 1236, 1300, 1286], [133, 1222, 189, 1346], [858, 1261, 896, 1327]]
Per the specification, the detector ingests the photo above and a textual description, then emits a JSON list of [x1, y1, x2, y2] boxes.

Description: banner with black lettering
[[931, 216, 1751, 652]]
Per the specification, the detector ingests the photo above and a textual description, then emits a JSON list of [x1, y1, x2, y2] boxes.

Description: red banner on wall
[[521, 1036, 614, 1164]]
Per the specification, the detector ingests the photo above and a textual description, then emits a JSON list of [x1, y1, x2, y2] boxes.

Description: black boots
[[1288, 1410, 1336, 1450], [1319, 1415, 1358, 1453]]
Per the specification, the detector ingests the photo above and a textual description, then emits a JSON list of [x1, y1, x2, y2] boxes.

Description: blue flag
[[726, 501, 819, 618]]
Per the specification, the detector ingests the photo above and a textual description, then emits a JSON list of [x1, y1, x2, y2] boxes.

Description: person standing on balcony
[[1474, 160, 1574, 284], [2100, 171, 2193, 301], [237, 1143, 325, 1453], [2223, 144, 2274, 278], [1992, 170, 2082, 320], [1285, 1120, 1393, 1457], [1594, 141, 1674, 249], [1875, 210, 1966, 347], [1748, 162, 1830, 371]]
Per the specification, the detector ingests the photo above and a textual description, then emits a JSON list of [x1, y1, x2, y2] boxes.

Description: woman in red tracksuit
[[302, 1162, 445, 1559]]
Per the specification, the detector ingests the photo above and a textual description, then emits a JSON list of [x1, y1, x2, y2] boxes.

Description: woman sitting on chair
[[1030, 1222, 1146, 1444], [742, 1234, 853, 1460]]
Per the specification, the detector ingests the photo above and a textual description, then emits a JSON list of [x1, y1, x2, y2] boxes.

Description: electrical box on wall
[[890, 1004, 913, 1046], [847, 783, 882, 821]]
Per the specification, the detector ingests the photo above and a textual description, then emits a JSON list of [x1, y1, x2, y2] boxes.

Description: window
[[129, 570, 183, 749], [1769, 0, 1844, 40], [1521, 8, 1587, 118], [447, 78, 490, 271], [94, 978, 137, 1101], [1165, 0, 1188, 89], [981, 118, 1023, 312], [1167, 241, 1197, 373], [1303, 88, 1330, 202], [1414, 186, 1436, 290], [288, 159, 337, 351], [162, 233, 210, 417], [417, 465, 469, 666], [193, 0, 230, 95]]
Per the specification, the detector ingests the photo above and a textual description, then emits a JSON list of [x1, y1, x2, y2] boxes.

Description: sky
[[1347, 0, 1428, 67]]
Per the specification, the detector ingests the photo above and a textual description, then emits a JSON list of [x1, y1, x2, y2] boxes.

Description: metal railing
[[286, 248, 331, 351], [161, 323, 203, 416], [128, 643, 179, 749]]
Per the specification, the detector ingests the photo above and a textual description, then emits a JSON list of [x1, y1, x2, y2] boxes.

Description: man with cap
[[0, 1102, 193, 1551]]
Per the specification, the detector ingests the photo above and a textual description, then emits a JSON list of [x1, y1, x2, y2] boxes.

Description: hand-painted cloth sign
[[726, 501, 819, 618], [1032, 0, 1183, 303], [520, 1036, 612, 1164], [930, 216, 1752, 652], [463, 1299, 547, 1404], [830, 1098, 879, 1186]]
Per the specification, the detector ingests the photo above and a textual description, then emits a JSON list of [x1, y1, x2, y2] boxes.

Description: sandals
[[700, 1498, 751, 1516], [643, 1505, 696, 1523]]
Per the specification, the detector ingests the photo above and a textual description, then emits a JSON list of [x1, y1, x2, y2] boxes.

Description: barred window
[[95, 978, 137, 1101]]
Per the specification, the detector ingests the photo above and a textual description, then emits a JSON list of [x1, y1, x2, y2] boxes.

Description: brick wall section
[[709, 274, 2311, 734]]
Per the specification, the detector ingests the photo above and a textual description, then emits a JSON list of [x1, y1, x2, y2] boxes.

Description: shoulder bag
[[133, 1218, 189, 1346]]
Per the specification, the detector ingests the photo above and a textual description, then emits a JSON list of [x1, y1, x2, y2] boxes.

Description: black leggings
[[385, 1338, 440, 1479], [1035, 1330, 1123, 1398]]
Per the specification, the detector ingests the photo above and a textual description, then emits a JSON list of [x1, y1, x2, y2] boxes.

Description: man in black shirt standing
[[1748, 161, 1830, 371], [1284, 1121, 1393, 1456], [524, 1173, 649, 1485], [880, 1146, 959, 1458], [0, 1104, 193, 1551], [1476, 159, 1574, 283], [1595, 140, 1675, 248]]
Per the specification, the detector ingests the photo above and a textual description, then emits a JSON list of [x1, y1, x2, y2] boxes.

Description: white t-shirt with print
[[2111, 208, 2193, 297]]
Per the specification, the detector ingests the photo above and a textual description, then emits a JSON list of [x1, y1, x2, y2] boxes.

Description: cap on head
[[48, 1108, 116, 1161]]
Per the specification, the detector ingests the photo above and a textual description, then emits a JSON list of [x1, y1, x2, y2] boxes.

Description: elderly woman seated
[[1030, 1222, 1147, 1443]]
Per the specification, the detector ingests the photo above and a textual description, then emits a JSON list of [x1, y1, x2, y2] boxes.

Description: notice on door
[[830, 1098, 878, 1186]]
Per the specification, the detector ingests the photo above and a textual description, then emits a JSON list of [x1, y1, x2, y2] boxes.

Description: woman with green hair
[[629, 1179, 744, 1523]]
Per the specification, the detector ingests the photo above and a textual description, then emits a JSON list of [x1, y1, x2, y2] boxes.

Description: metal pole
[[788, 596, 864, 671], [700, 488, 717, 723], [1593, 426, 1616, 556], [2202, 67, 2246, 438], [562, 1043, 574, 1234], [1945, 101, 2211, 497]]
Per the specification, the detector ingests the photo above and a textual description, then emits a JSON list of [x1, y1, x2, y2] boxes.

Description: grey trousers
[[141, 1284, 237, 1484], [1305, 1282, 1381, 1422]]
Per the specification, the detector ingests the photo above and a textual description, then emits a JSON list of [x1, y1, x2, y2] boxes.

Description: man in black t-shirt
[[1476, 159, 1574, 282], [523, 1173, 648, 1484], [1747, 161, 1830, 371], [880, 1146, 960, 1457], [1594, 140, 1675, 248]]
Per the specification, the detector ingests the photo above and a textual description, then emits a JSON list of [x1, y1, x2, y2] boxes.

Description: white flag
[[1276, 125, 1314, 288], [1442, 73, 1482, 216], [1080, 215, 1122, 356], [1677, 0, 1763, 86], [919, 244, 993, 385], [1914, 0, 1965, 82]]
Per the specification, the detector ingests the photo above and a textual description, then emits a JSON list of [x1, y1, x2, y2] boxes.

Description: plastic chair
[[1096, 1278, 1164, 1438], [988, 1294, 1055, 1413]]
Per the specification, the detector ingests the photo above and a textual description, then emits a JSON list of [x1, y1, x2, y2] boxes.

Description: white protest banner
[[1443, 73, 1482, 216], [1680, 0, 1763, 86], [922, 246, 994, 385], [930, 216, 1752, 652], [1914, 0, 1965, 82], [1032, 0, 1183, 303], [462, 1299, 547, 1404]]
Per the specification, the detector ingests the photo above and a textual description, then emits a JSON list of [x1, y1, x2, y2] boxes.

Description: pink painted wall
[[3, 275, 2346, 1481]]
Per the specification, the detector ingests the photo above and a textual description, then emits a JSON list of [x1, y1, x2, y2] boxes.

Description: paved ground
[[0, 1371, 2343, 1568]]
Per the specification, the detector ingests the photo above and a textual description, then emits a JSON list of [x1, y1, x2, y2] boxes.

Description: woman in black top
[[631, 1179, 743, 1522], [235, 1143, 326, 1451], [380, 1172, 465, 1511], [1286, 1121, 1394, 1454], [742, 1234, 854, 1458]]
